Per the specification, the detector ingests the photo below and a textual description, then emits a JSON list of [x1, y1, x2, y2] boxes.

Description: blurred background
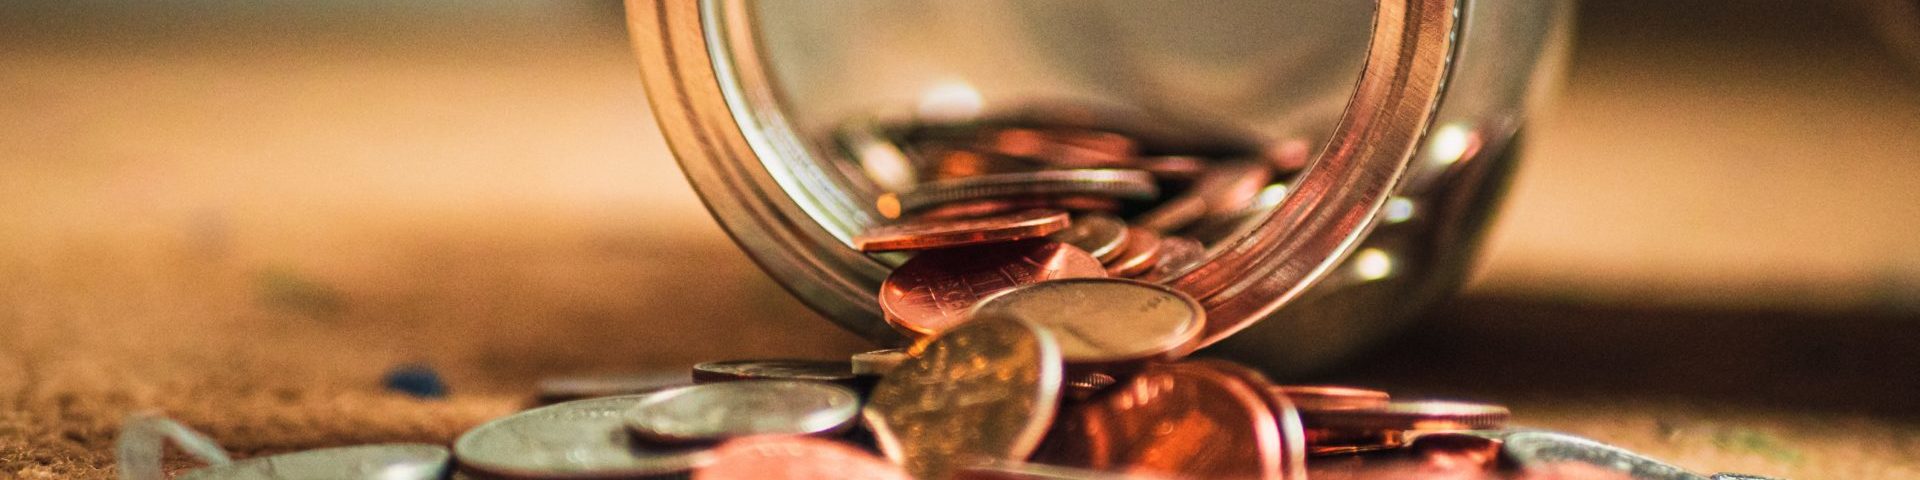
[[1, 0, 1916, 477]]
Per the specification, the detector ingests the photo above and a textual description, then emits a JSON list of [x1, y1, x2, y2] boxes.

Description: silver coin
[[536, 371, 691, 405], [1048, 213, 1130, 263], [118, 413, 231, 480], [970, 278, 1206, 364], [896, 169, 1158, 213], [1499, 430, 1706, 480], [178, 444, 449, 480], [691, 359, 857, 385], [851, 348, 909, 376], [454, 395, 713, 478], [623, 380, 860, 444]]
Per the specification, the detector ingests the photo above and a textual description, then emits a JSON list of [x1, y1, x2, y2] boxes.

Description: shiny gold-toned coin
[[969, 278, 1205, 366], [863, 318, 1063, 480]]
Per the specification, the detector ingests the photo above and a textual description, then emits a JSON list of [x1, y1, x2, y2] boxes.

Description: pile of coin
[[111, 123, 1773, 479], [846, 121, 1301, 286]]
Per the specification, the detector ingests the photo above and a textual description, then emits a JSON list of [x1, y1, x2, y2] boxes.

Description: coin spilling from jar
[[116, 123, 1770, 480]]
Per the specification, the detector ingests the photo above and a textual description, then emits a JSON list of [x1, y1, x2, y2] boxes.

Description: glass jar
[[626, 0, 1570, 375]]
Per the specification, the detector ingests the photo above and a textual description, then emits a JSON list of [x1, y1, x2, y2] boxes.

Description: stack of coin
[[849, 121, 1304, 289]]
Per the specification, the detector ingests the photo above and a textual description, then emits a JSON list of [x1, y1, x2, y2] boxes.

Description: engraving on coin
[[453, 395, 712, 478], [624, 381, 860, 444], [855, 210, 1071, 252], [969, 278, 1205, 364], [863, 318, 1063, 480], [691, 359, 857, 385], [1034, 360, 1299, 480], [894, 170, 1158, 214], [880, 240, 1106, 337], [179, 444, 450, 480], [1048, 214, 1129, 263], [695, 436, 910, 480]]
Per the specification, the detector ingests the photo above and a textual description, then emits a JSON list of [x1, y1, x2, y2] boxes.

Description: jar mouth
[[630, 0, 1462, 347]]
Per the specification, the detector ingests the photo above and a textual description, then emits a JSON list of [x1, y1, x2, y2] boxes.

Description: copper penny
[[855, 210, 1070, 252], [1299, 401, 1511, 432], [953, 461, 1174, 480], [880, 239, 1106, 337], [694, 436, 909, 480], [1133, 155, 1209, 182], [1262, 139, 1313, 175], [916, 196, 1121, 221], [930, 149, 1040, 180], [1133, 160, 1271, 232], [1137, 236, 1206, 283], [1191, 160, 1276, 215], [1300, 401, 1510, 456], [983, 128, 1136, 169], [1033, 360, 1303, 480], [893, 170, 1157, 214], [1273, 385, 1392, 412], [1047, 214, 1130, 263], [1102, 228, 1162, 277], [864, 318, 1063, 480], [969, 278, 1205, 365]]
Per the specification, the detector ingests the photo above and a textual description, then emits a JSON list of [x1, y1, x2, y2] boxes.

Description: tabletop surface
[[0, 2, 1915, 478]]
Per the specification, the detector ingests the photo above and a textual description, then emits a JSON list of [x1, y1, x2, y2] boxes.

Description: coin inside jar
[[694, 436, 910, 480], [1102, 228, 1163, 277], [1033, 360, 1302, 480], [691, 359, 858, 385], [890, 169, 1157, 214], [1138, 236, 1205, 282], [178, 444, 450, 480], [863, 318, 1063, 480], [1047, 213, 1130, 262], [1273, 385, 1393, 412], [879, 239, 1106, 337], [854, 210, 1071, 252], [969, 278, 1205, 365], [453, 395, 713, 478], [624, 381, 861, 445]]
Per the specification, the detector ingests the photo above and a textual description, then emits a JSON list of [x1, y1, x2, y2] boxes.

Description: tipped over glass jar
[[626, 0, 1569, 375]]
